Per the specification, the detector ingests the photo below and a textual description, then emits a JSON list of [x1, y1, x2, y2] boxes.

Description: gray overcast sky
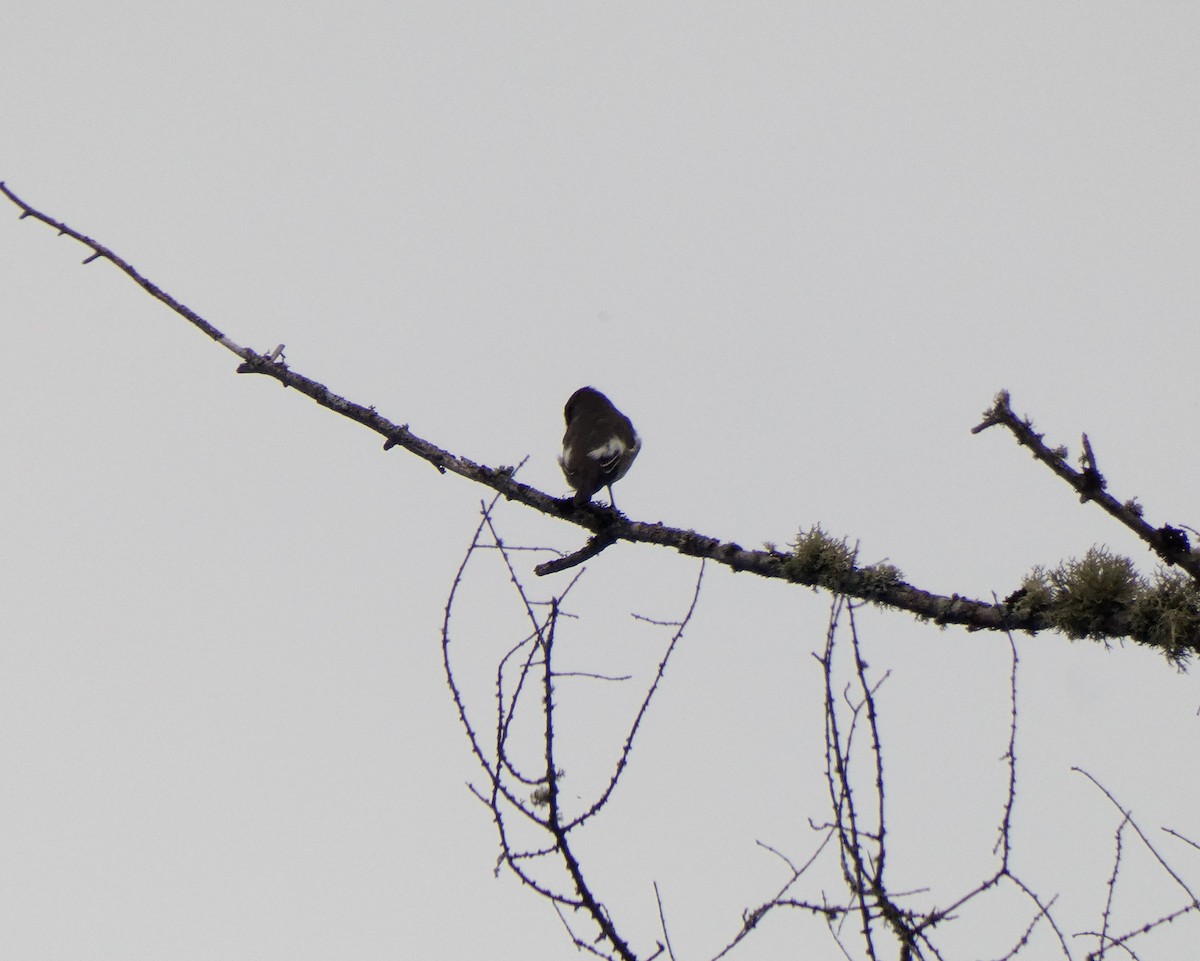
[[3, 4, 1200, 958]]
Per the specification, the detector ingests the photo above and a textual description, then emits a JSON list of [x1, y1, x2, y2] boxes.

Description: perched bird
[[559, 387, 641, 507]]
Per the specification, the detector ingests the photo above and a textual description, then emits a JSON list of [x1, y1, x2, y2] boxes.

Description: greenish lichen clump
[[1012, 546, 1200, 663], [784, 525, 857, 589], [1047, 547, 1141, 638], [858, 561, 904, 600], [1128, 571, 1200, 665], [782, 525, 904, 601]]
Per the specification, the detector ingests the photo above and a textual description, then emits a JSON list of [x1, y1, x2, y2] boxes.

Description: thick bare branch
[[14, 184, 1200, 657], [2, 181, 1036, 636], [973, 390, 1199, 577]]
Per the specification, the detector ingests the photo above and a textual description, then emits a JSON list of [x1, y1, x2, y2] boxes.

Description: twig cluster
[[713, 599, 1068, 960], [1071, 768, 1200, 960], [441, 496, 705, 960]]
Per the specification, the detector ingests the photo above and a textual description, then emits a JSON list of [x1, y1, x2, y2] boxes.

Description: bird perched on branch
[[558, 387, 641, 507]]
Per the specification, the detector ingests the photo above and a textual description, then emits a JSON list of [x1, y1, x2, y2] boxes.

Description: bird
[[558, 387, 641, 508]]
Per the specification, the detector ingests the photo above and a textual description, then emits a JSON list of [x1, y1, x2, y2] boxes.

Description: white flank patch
[[587, 437, 628, 461]]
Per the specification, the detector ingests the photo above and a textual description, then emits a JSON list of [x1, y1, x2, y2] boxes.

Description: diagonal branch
[[0, 183, 1067, 635]]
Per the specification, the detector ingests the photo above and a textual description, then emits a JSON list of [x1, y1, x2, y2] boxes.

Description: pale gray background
[[3, 4, 1199, 958]]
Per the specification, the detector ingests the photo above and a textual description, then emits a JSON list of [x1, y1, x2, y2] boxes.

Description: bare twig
[[541, 602, 639, 960], [1071, 768, 1200, 905], [993, 614, 1020, 864], [1162, 827, 1200, 853], [712, 832, 843, 960], [1096, 816, 1129, 959], [535, 527, 620, 574], [653, 882, 676, 961], [563, 560, 705, 832]]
